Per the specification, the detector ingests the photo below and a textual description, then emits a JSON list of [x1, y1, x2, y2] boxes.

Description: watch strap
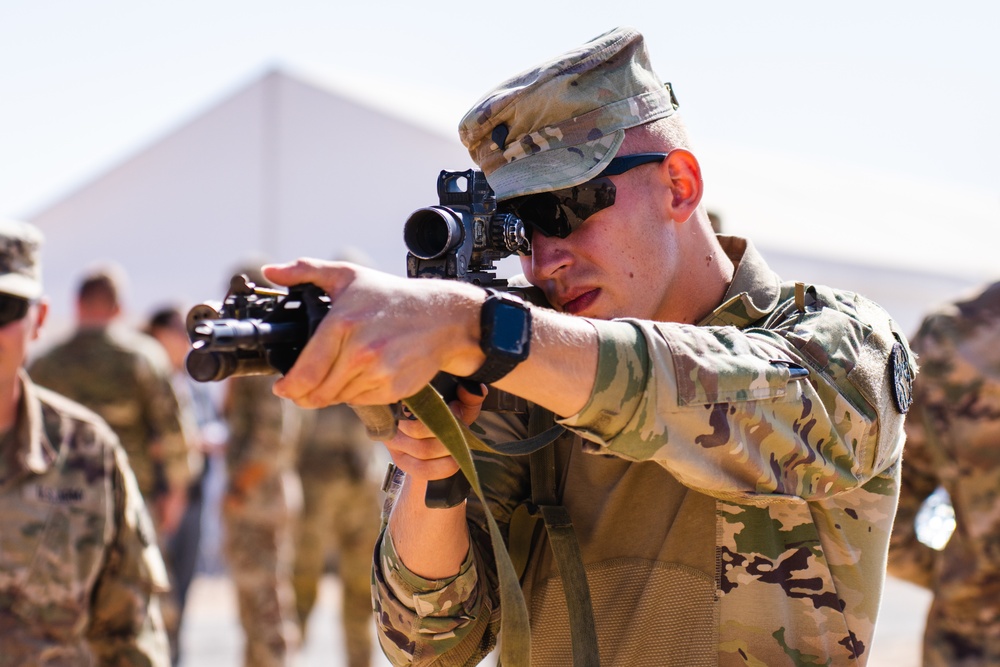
[[467, 353, 521, 385], [466, 288, 531, 385]]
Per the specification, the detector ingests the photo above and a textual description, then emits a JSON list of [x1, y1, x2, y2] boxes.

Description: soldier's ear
[[656, 149, 703, 224], [30, 300, 48, 341]]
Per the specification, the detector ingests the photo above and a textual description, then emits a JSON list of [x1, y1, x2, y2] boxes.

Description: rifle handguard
[[349, 404, 398, 441]]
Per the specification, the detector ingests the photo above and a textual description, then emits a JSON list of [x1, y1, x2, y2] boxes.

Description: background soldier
[[146, 305, 224, 665], [223, 373, 302, 667], [291, 404, 382, 667], [0, 218, 170, 665], [888, 282, 1000, 666], [28, 265, 192, 662], [220, 267, 302, 667]]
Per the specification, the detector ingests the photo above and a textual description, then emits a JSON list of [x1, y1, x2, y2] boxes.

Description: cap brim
[[0, 275, 42, 300], [488, 130, 625, 200]]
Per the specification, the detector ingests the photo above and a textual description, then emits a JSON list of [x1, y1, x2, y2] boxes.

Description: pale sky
[[1, 0, 997, 220]]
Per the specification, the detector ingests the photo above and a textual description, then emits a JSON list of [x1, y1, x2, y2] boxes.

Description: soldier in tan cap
[[0, 218, 171, 665], [262, 27, 915, 666]]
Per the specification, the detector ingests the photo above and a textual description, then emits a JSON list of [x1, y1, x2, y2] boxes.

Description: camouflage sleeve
[[560, 306, 908, 502], [374, 528, 490, 666], [887, 318, 948, 588], [136, 351, 191, 492], [373, 412, 528, 666], [87, 443, 171, 666]]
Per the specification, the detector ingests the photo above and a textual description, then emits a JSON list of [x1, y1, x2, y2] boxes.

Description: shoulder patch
[[889, 341, 913, 414]]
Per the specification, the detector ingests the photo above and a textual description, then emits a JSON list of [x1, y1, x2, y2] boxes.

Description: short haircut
[[621, 114, 693, 154], [77, 269, 120, 307], [147, 305, 185, 333]]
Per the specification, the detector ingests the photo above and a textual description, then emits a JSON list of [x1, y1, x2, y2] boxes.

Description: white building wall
[[27, 67, 996, 344], [29, 69, 470, 342]]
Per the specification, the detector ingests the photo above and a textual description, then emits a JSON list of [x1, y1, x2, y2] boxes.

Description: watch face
[[491, 302, 529, 356]]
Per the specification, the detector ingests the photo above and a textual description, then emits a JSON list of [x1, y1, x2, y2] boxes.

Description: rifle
[[185, 168, 532, 505]]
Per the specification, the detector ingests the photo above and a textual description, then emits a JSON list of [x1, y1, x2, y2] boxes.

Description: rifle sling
[[404, 386, 600, 667], [527, 408, 600, 667], [402, 386, 531, 667], [489, 424, 568, 456]]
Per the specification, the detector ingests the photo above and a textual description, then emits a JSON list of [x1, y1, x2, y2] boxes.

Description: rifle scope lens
[[403, 207, 464, 260]]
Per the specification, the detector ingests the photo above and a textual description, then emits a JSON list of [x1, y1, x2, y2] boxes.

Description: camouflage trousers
[[223, 506, 300, 667], [292, 471, 382, 667]]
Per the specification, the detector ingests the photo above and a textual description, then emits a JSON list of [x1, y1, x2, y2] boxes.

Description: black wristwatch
[[465, 288, 532, 385]]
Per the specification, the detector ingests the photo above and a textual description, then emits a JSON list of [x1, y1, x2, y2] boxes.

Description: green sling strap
[[403, 388, 600, 667], [525, 407, 600, 667], [402, 386, 532, 667]]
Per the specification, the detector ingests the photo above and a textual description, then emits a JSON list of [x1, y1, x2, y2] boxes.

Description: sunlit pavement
[[178, 574, 392, 667], [178, 573, 929, 667]]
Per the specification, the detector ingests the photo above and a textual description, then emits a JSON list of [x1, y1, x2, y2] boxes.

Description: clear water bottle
[[915, 486, 956, 550]]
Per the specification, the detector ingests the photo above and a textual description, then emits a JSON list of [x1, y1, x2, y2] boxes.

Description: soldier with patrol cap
[[0, 218, 170, 665], [263, 26, 915, 666]]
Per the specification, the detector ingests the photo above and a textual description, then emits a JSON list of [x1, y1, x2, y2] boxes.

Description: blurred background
[[1, 1, 994, 664], [3, 0, 998, 340]]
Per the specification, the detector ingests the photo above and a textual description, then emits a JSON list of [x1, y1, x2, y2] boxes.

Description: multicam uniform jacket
[[0, 371, 170, 666], [28, 326, 190, 502], [887, 281, 1000, 666], [374, 236, 915, 667]]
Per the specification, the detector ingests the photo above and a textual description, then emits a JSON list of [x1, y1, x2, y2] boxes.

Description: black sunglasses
[[501, 153, 667, 242], [0, 294, 33, 327]]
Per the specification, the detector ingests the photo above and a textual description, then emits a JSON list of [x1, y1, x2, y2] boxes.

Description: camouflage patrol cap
[[0, 218, 43, 300], [458, 26, 679, 200]]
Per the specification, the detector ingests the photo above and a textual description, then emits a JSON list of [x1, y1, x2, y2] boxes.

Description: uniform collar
[[76, 324, 112, 337], [698, 235, 782, 329]]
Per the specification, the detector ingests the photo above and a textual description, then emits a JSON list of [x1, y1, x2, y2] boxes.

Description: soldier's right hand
[[385, 382, 486, 484]]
